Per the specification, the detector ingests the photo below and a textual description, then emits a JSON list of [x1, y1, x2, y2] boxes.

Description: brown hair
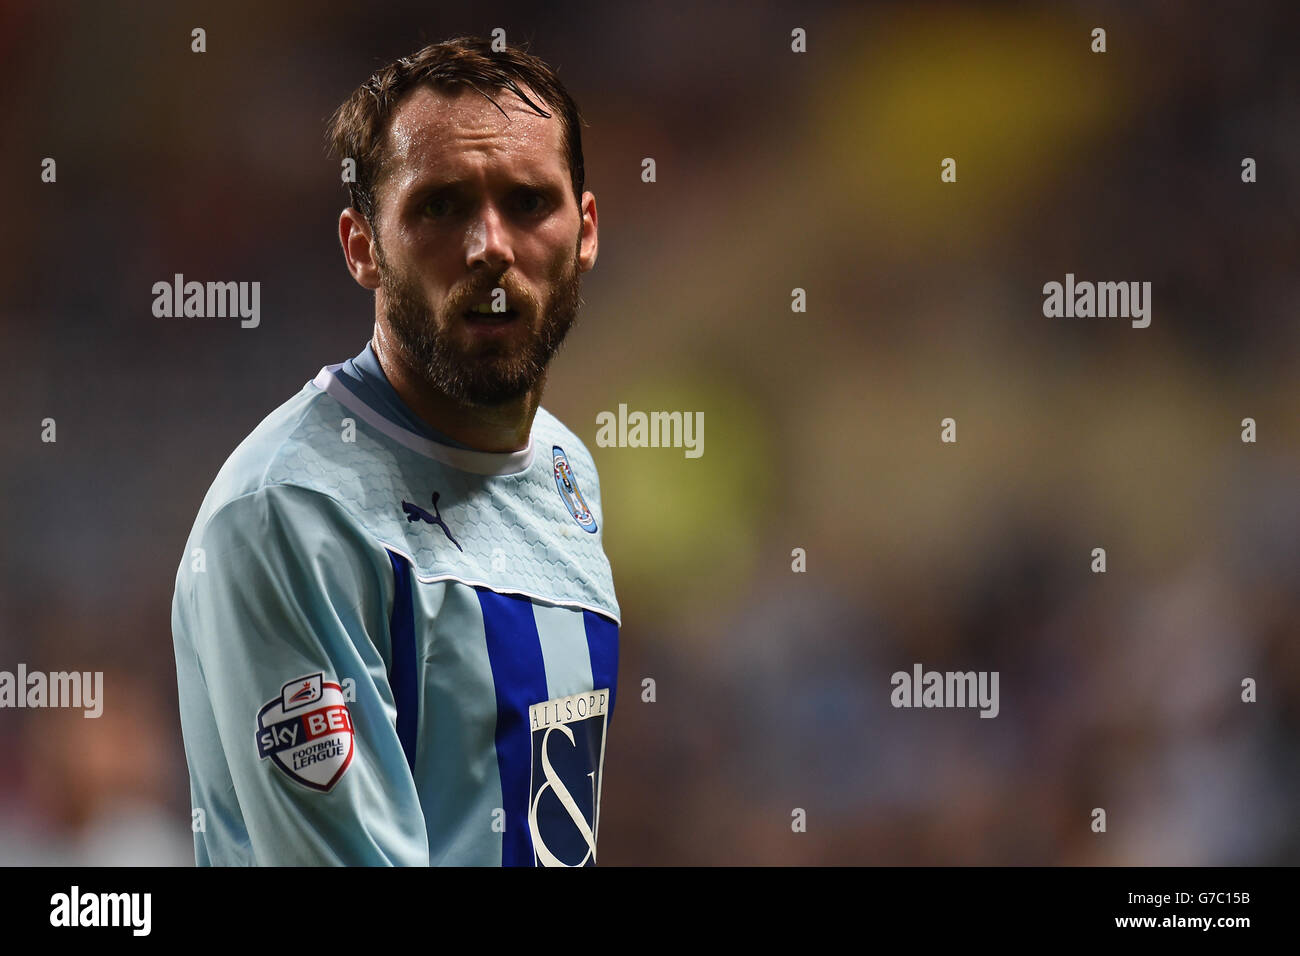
[[326, 35, 585, 232]]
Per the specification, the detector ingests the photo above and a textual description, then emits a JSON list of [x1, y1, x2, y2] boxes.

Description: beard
[[376, 238, 583, 407]]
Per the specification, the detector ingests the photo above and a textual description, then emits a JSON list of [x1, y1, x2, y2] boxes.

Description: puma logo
[[401, 491, 463, 552]]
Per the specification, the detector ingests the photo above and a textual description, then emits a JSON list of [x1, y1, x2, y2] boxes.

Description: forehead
[[381, 83, 566, 192]]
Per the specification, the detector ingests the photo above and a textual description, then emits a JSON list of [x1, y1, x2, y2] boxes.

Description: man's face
[[367, 83, 592, 407]]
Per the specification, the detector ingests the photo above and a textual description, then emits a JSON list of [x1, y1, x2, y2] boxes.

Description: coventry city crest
[[552, 445, 598, 533]]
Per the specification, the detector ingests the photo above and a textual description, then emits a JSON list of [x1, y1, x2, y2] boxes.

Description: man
[[171, 36, 619, 866]]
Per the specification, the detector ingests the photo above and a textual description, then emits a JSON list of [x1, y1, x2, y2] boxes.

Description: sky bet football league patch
[[255, 673, 355, 791]]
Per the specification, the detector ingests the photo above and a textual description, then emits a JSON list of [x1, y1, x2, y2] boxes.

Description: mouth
[[462, 304, 521, 324]]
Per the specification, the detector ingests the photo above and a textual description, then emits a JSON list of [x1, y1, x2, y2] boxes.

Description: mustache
[[446, 274, 537, 315]]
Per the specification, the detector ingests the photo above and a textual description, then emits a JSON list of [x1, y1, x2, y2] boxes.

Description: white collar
[[311, 367, 535, 476]]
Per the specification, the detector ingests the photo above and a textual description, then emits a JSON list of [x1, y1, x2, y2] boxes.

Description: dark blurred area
[[1, 0, 1296, 864]]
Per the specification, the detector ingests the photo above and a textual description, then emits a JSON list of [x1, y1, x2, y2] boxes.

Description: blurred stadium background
[[1, 0, 1296, 864]]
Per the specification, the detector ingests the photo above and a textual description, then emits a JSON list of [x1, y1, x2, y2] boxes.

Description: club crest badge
[[552, 445, 598, 533], [255, 673, 354, 792]]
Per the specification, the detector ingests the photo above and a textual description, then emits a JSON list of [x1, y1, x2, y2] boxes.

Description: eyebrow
[[408, 175, 561, 196]]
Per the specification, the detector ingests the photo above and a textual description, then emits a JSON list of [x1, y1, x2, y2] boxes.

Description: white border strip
[[311, 367, 535, 476], [384, 543, 621, 627]]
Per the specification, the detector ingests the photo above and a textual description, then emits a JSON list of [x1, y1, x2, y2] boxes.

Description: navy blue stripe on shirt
[[583, 611, 619, 728], [478, 589, 549, 867], [386, 550, 419, 775]]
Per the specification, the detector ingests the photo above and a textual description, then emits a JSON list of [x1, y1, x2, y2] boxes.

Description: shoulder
[[533, 405, 599, 475], [173, 484, 388, 653], [197, 484, 363, 557], [532, 404, 607, 507], [185, 380, 375, 550]]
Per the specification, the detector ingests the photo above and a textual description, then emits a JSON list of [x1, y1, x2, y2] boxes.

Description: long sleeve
[[171, 483, 429, 865]]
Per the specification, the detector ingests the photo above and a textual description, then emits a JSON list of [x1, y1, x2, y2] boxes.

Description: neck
[[370, 328, 540, 454]]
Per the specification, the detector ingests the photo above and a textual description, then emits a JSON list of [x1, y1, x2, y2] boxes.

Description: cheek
[[389, 262, 446, 316], [397, 245, 453, 302], [541, 235, 577, 285]]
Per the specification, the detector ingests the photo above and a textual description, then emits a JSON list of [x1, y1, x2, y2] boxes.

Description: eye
[[518, 192, 546, 214], [422, 196, 455, 217]]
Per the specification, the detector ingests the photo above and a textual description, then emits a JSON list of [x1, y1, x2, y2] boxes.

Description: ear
[[339, 207, 382, 290], [577, 190, 598, 273]]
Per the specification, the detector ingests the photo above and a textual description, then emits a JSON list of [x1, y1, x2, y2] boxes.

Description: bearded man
[[171, 36, 619, 867]]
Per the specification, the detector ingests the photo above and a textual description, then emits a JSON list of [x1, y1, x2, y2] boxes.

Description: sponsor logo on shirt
[[255, 673, 355, 792], [528, 688, 609, 866], [401, 491, 464, 552]]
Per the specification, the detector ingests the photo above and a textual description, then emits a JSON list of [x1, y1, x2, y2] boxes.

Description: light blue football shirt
[[171, 346, 620, 866]]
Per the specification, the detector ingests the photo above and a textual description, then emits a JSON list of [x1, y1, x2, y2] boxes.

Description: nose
[[464, 204, 514, 274]]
